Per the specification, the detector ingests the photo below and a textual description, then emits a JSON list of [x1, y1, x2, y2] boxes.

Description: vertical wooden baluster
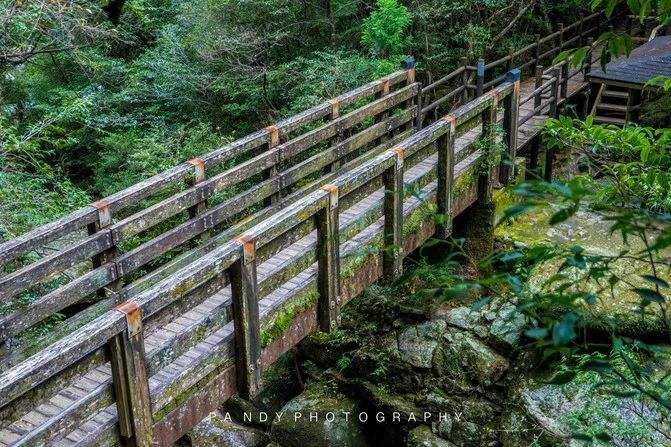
[[436, 116, 455, 239], [231, 235, 262, 399], [578, 13, 585, 47], [109, 302, 153, 447], [264, 126, 281, 205], [476, 59, 485, 96], [626, 89, 641, 124], [545, 68, 560, 181], [529, 136, 540, 179], [534, 34, 541, 68], [583, 37, 594, 81], [561, 61, 569, 103], [534, 65, 543, 111], [373, 77, 391, 146], [477, 92, 498, 204], [383, 148, 404, 281], [401, 57, 417, 133], [186, 158, 209, 241], [316, 185, 340, 332], [558, 23, 564, 51], [460, 56, 469, 104], [506, 47, 514, 72], [88, 200, 120, 299], [325, 99, 341, 173], [501, 69, 521, 185]]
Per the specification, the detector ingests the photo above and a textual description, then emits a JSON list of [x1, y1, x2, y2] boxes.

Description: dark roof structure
[[587, 36, 671, 87]]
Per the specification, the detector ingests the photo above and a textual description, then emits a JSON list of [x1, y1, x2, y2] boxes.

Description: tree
[[361, 0, 412, 58]]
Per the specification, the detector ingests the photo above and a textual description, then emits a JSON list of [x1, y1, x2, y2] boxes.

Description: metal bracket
[[187, 158, 206, 183], [115, 302, 142, 338], [390, 147, 405, 169], [93, 200, 111, 228], [236, 235, 255, 264], [320, 184, 339, 210], [327, 99, 340, 119], [265, 125, 280, 148]]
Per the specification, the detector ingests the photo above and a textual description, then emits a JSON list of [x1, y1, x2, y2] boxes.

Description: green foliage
[[361, 0, 412, 57]]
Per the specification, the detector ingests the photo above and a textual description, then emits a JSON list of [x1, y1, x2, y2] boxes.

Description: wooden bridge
[[0, 11, 612, 447]]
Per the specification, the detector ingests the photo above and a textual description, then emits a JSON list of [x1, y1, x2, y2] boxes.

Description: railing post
[[558, 23, 564, 50], [606, 25, 614, 63], [501, 69, 521, 185], [383, 148, 404, 281], [534, 34, 541, 67], [186, 158, 210, 240], [460, 56, 469, 103], [374, 77, 391, 145], [578, 13, 585, 46], [478, 92, 498, 204], [264, 126, 281, 205], [476, 59, 485, 96], [534, 65, 543, 110], [231, 235, 262, 400], [583, 37, 594, 80], [560, 61, 569, 101], [317, 185, 341, 332], [436, 116, 455, 239], [88, 201, 120, 299], [109, 302, 153, 447], [545, 68, 560, 181], [506, 47, 514, 72], [401, 57, 417, 133], [325, 98, 342, 173]]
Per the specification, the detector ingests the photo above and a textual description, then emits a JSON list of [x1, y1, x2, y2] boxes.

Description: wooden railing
[[421, 9, 611, 122], [0, 67, 420, 364], [0, 70, 523, 447]]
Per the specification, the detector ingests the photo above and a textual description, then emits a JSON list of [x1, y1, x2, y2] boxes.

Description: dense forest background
[[0, 0, 591, 240]]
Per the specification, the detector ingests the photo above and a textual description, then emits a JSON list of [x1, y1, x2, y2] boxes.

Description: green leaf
[[525, 327, 549, 339], [640, 274, 669, 288], [546, 370, 576, 385], [549, 203, 578, 225], [594, 431, 612, 443], [552, 312, 578, 346], [471, 296, 491, 311], [632, 287, 666, 303], [571, 432, 593, 443]]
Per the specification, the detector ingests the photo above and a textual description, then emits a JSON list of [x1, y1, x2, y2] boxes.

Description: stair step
[[594, 116, 626, 125], [596, 103, 628, 112], [602, 90, 629, 99]]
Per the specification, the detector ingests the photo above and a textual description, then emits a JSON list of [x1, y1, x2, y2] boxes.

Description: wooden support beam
[[186, 158, 209, 241], [534, 34, 541, 68], [460, 56, 469, 104], [231, 235, 262, 399], [383, 148, 404, 281], [400, 57, 417, 133], [625, 89, 641, 123], [477, 93, 498, 204], [88, 200, 120, 299], [476, 59, 485, 96], [584, 37, 594, 81], [325, 99, 342, 173], [264, 126, 281, 205], [109, 302, 153, 447], [436, 116, 455, 239], [534, 65, 543, 110], [500, 69, 521, 185], [316, 185, 341, 332]]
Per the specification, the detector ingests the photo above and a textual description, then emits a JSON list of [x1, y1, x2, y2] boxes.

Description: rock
[[504, 373, 671, 447], [443, 307, 479, 331], [488, 302, 526, 349], [187, 411, 269, 447], [399, 321, 446, 369], [271, 389, 368, 447], [437, 332, 509, 386], [222, 395, 271, 429], [347, 378, 424, 423], [406, 425, 456, 447]]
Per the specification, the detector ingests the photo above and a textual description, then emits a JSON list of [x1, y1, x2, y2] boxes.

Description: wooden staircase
[[590, 84, 638, 126]]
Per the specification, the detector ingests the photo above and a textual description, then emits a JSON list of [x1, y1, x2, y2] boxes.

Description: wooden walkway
[[0, 12, 610, 447]]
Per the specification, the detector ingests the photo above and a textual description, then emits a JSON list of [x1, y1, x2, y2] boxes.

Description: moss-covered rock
[[187, 411, 269, 447], [398, 320, 447, 369], [437, 331, 509, 386], [406, 425, 456, 447]]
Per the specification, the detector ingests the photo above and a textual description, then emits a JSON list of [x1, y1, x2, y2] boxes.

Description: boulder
[[487, 302, 526, 349], [398, 320, 447, 369], [437, 332, 509, 386], [406, 425, 456, 447], [187, 411, 269, 447], [271, 389, 368, 447]]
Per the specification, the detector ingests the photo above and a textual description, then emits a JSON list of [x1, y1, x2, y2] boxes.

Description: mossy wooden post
[[534, 34, 541, 67], [557, 23, 564, 50], [477, 93, 497, 204], [560, 62, 569, 101], [383, 148, 404, 281], [528, 136, 540, 178], [534, 65, 543, 110], [583, 37, 594, 81], [373, 77, 392, 145], [545, 69, 560, 182], [316, 185, 341, 332], [506, 47, 514, 72], [109, 302, 153, 447], [476, 59, 485, 96], [500, 69, 520, 185], [325, 99, 342, 173], [401, 57, 418, 132], [87, 200, 120, 298], [578, 13, 585, 46], [436, 116, 455, 239], [186, 158, 209, 240], [460, 57, 469, 103], [264, 126, 281, 205], [231, 235, 262, 399]]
